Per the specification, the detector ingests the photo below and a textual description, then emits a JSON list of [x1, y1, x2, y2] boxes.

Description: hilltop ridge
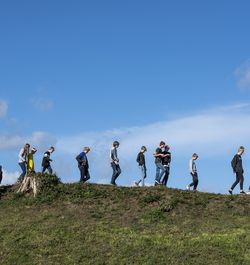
[[0, 182, 250, 265]]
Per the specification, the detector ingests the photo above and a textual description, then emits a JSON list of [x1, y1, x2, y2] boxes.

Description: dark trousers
[[189, 172, 199, 190], [0, 173, 2, 184], [111, 162, 121, 185], [79, 166, 90, 183], [162, 166, 170, 186], [42, 165, 53, 174], [231, 172, 244, 190]]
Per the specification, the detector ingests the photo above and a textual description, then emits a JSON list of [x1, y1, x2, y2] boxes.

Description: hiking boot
[[240, 190, 246, 195], [228, 189, 233, 195]]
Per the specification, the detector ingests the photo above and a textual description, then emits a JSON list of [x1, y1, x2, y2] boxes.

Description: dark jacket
[[76, 152, 89, 169], [42, 151, 52, 168], [0, 165, 2, 184], [231, 154, 243, 173], [154, 148, 163, 164], [136, 152, 146, 167], [162, 151, 171, 166]]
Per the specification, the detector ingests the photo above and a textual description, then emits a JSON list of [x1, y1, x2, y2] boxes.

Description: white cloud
[[58, 103, 250, 157], [1, 170, 19, 185], [31, 98, 54, 111], [0, 99, 8, 118], [235, 59, 250, 89], [0, 132, 57, 151]]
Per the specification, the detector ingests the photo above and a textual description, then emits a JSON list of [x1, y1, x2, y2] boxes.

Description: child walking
[[135, 146, 147, 187], [110, 141, 121, 186], [161, 145, 171, 186], [76, 147, 91, 183], [42, 147, 55, 174], [27, 148, 37, 173], [18, 143, 30, 182], [154, 141, 167, 186], [187, 153, 199, 191], [229, 146, 246, 195]]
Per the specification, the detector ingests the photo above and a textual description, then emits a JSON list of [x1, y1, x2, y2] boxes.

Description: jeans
[[189, 172, 199, 190], [42, 165, 53, 174], [138, 165, 147, 187], [231, 172, 244, 190], [79, 166, 90, 183], [19, 162, 27, 180], [155, 162, 166, 183], [111, 162, 121, 185], [162, 166, 170, 186]]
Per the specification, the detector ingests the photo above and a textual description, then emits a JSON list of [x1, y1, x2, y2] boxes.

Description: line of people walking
[[74, 141, 250, 195], [0, 141, 250, 195]]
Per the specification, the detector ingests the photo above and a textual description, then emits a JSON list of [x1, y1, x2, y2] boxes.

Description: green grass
[[0, 180, 250, 265]]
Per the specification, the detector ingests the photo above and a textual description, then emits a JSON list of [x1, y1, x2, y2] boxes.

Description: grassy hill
[[0, 178, 250, 265]]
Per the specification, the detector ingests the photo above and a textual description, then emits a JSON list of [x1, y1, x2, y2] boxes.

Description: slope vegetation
[[0, 179, 249, 265]]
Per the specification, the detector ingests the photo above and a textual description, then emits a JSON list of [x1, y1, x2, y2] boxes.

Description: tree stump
[[17, 173, 41, 197]]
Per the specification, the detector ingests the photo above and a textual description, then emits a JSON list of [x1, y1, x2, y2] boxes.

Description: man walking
[[76, 147, 91, 183], [229, 146, 246, 195], [135, 146, 147, 187], [187, 153, 199, 191], [110, 141, 121, 186], [154, 141, 166, 186], [42, 147, 55, 174]]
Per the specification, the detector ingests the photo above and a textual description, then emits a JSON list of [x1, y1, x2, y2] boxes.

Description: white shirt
[[18, 148, 27, 163], [189, 159, 197, 173]]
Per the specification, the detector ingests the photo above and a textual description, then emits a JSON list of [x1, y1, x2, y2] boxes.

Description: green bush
[[37, 173, 61, 190], [35, 173, 61, 203]]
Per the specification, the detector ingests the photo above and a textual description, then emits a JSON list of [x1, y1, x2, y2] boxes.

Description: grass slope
[[0, 181, 250, 265]]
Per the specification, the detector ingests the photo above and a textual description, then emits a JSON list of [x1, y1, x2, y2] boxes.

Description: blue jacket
[[76, 152, 89, 168]]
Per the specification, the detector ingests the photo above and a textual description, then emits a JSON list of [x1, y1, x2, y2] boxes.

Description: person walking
[[42, 147, 55, 174], [27, 148, 37, 173], [110, 141, 121, 186], [229, 146, 246, 195], [154, 141, 167, 186], [76, 147, 91, 183], [18, 143, 30, 181], [161, 145, 171, 186], [187, 153, 199, 191], [0, 165, 3, 184], [135, 146, 147, 187]]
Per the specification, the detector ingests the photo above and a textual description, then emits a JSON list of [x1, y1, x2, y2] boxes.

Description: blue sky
[[1, 0, 250, 193]]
